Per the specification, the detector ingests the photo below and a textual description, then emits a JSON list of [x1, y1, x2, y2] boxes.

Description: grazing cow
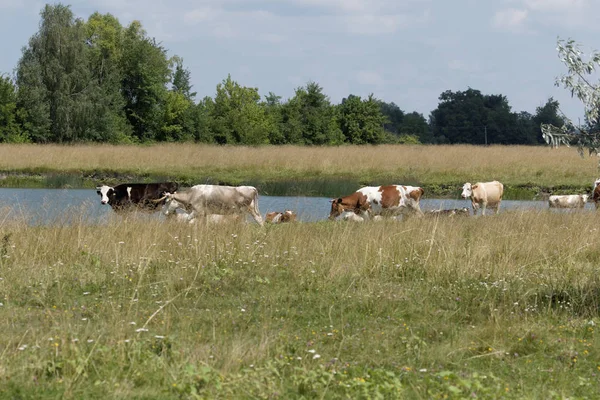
[[548, 194, 589, 209], [592, 178, 600, 209], [425, 208, 470, 217], [329, 185, 425, 220], [157, 184, 264, 226], [461, 181, 504, 216], [265, 210, 297, 224], [96, 182, 178, 212]]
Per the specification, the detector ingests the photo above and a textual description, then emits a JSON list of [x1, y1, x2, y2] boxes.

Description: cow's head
[[162, 196, 183, 216], [461, 183, 473, 199], [329, 198, 346, 220], [594, 178, 600, 190], [582, 194, 590, 203], [96, 185, 114, 205]]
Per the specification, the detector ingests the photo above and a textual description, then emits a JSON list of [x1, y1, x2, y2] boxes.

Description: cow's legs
[[472, 202, 480, 216]]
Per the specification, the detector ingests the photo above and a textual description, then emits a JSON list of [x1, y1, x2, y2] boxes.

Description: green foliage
[[1, 4, 576, 145], [0, 75, 28, 142], [120, 21, 171, 142], [207, 75, 273, 144], [282, 81, 344, 145], [338, 94, 387, 144]]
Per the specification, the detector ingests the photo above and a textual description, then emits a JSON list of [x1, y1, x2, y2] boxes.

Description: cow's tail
[[252, 188, 264, 226]]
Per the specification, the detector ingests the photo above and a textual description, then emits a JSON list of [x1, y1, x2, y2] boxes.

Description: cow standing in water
[[96, 182, 179, 212], [157, 184, 264, 226], [548, 194, 589, 209], [329, 185, 425, 220], [461, 181, 504, 216]]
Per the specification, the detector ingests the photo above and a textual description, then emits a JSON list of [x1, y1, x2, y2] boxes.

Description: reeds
[[0, 144, 597, 187]]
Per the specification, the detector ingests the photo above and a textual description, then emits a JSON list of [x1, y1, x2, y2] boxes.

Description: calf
[[548, 194, 589, 209], [425, 208, 470, 217], [330, 185, 424, 220], [461, 181, 504, 216], [96, 182, 178, 212], [265, 210, 297, 224]]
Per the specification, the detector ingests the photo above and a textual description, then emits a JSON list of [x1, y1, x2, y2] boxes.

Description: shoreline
[[0, 170, 591, 200]]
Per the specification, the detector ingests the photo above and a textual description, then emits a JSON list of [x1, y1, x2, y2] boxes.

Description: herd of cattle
[[95, 178, 600, 225]]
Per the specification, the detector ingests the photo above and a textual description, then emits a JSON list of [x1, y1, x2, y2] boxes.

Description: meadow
[[0, 144, 598, 196], [1, 209, 600, 398]]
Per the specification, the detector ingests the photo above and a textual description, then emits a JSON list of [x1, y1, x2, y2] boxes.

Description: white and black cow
[[96, 182, 179, 212]]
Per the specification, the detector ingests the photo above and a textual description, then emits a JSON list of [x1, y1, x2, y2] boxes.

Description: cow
[[265, 210, 297, 224], [96, 182, 179, 212], [329, 185, 424, 221], [461, 181, 504, 216], [156, 184, 264, 226], [592, 178, 600, 209], [425, 208, 470, 217], [548, 194, 589, 209]]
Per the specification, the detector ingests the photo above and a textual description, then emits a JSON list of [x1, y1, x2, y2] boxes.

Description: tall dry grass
[[0, 143, 598, 187], [1, 209, 600, 397]]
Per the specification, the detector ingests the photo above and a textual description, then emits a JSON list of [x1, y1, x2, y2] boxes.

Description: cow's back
[[474, 181, 503, 204]]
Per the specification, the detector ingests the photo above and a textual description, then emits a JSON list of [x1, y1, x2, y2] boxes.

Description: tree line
[[0, 4, 567, 145]]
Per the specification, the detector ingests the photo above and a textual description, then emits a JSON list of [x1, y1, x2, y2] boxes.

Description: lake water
[[0, 188, 595, 225]]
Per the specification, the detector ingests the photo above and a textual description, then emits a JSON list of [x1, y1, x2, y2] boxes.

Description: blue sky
[[1, 0, 599, 123]]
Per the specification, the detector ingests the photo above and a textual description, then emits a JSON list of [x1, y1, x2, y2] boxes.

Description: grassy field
[[1, 209, 600, 398], [0, 144, 598, 197]]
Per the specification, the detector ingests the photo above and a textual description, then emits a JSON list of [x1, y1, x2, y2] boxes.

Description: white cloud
[[492, 8, 528, 31], [448, 59, 480, 73], [356, 70, 384, 86], [183, 7, 219, 25], [524, 0, 588, 12]]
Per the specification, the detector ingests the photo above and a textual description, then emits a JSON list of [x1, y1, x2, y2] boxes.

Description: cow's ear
[[472, 184, 478, 190]]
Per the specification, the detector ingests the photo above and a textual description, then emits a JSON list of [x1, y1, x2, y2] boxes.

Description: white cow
[[157, 184, 264, 226], [548, 194, 589, 209], [461, 181, 504, 216]]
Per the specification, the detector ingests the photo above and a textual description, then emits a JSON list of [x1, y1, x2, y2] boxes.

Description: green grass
[[1, 210, 600, 398]]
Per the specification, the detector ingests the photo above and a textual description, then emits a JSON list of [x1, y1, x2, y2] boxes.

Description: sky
[[1, 0, 599, 123]]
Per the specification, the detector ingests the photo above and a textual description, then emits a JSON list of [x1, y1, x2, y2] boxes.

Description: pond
[[0, 188, 595, 226]]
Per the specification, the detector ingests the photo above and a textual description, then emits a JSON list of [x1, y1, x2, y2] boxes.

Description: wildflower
[[419, 369, 427, 372], [241, 308, 246, 312], [18, 345, 27, 351], [136, 328, 149, 333], [313, 354, 321, 359], [155, 335, 165, 339], [129, 322, 136, 325], [83, 292, 90, 295], [87, 339, 94, 343], [308, 349, 316, 354]]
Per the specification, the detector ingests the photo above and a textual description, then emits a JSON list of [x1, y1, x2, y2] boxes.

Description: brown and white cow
[[157, 184, 264, 226], [461, 181, 504, 216], [548, 194, 589, 209], [592, 178, 600, 209], [96, 182, 179, 212], [329, 185, 425, 220], [265, 210, 297, 224]]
